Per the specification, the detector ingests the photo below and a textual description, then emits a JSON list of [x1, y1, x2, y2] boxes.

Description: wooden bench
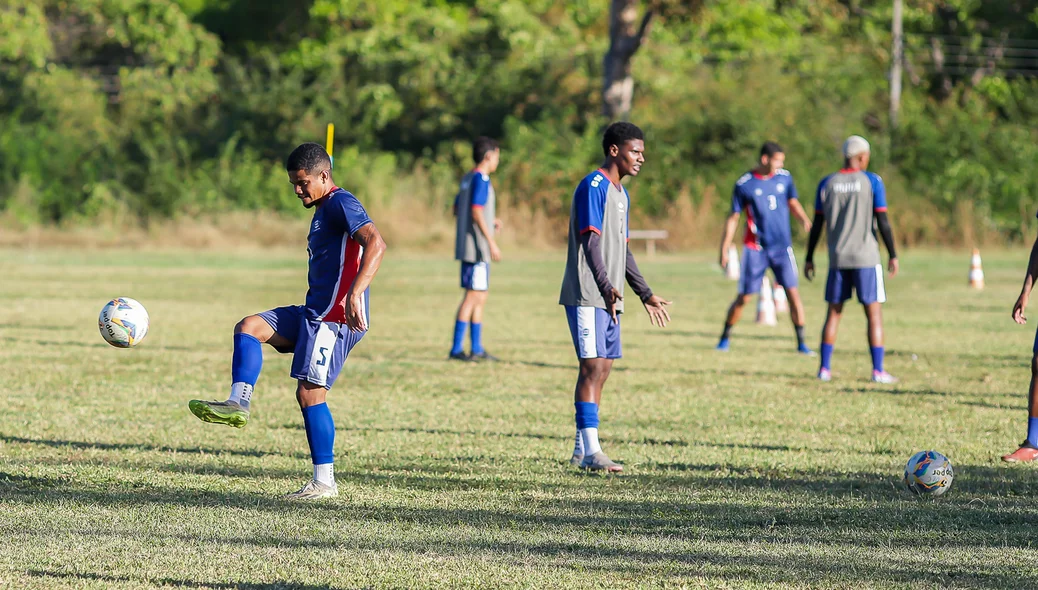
[[628, 229, 669, 258]]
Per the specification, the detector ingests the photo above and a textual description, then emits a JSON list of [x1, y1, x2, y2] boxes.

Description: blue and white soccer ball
[[98, 297, 150, 348], [904, 450, 954, 496]]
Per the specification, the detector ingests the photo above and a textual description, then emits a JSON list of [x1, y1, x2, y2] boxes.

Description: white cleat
[[817, 368, 832, 382], [283, 479, 338, 500], [871, 371, 899, 384]]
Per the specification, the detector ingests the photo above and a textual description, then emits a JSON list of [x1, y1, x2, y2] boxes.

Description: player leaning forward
[[559, 122, 671, 472], [189, 143, 387, 500]]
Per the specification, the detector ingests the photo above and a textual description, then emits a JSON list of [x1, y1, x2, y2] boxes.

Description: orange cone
[[725, 245, 740, 281], [773, 281, 789, 313], [968, 248, 984, 289], [757, 276, 777, 326]]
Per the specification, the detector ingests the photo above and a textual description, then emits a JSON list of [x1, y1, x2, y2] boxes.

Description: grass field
[[2, 246, 1038, 589]]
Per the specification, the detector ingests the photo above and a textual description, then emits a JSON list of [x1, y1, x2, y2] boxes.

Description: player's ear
[[608, 144, 619, 158]]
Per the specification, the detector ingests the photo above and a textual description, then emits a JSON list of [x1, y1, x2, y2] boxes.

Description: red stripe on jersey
[[742, 209, 762, 251], [320, 238, 364, 323], [580, 226, 602, 235], [874, 206, 887, 212]]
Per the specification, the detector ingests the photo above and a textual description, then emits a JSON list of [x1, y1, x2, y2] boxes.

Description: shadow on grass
[[11, 463, 1038, 589], [0, 434, 300, 459], [25, 570, 342, 589]]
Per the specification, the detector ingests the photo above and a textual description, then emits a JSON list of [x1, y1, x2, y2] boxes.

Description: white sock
[[228, 382, 253, 410], [313, 463, 335, 486], [580, 427, 601, 456], [573, 429, 585, 456]]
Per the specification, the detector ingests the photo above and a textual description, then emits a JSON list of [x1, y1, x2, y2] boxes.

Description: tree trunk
[[602, 0, 653, 120]]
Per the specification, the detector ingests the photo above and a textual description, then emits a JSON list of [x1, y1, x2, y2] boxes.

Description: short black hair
[[286, 142, 332, 174], [760, 141, 784, 158], [602, 122, 644, 156], [472, 136, 499, 164]]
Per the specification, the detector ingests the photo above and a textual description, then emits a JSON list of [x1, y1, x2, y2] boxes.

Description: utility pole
[[890, 0, 903, 130]]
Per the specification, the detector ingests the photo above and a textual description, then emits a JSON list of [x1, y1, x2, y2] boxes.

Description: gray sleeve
[[625, 249, 653, 303], [580, 232, 614, 300]]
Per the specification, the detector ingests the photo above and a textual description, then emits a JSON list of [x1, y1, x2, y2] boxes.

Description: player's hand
[[888, 257, 899, 278], [643, 294, 672, 328], [802, 218, 812, 233], [489, 241, 502, 262], [607, 288, 623, 324], [719, 248, 729, 271], [1013, 293, 1028, 325], [343, 291, 368, 332], [804, 261, 815, 281], [494, 218, 503, 232]]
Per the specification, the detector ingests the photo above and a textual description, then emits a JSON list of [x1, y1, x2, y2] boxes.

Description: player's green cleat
[[284, 479, 339, 500], [188, 399, 250, 428]]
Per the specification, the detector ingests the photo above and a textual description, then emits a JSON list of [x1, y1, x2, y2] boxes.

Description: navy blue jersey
[[304, 187, 373, 321], [731, 169, 799, 251]]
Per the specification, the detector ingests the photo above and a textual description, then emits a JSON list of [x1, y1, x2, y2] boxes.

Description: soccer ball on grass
[[903, 450, 954, 496]]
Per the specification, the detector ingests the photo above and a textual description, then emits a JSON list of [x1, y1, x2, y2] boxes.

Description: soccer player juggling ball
[[1002, 220, 1038, 462], [558, 122, 671, 472], [449, 137, 503, 362], [189, 143, 387, 500], [805, 135, 898, 384], [716, 141, 813, 355]]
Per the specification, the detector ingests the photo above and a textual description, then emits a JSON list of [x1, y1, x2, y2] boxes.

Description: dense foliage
[[2, 0, 1037, 245]]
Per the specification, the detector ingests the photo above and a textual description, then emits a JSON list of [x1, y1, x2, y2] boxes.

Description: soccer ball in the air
[[903, 450, 954, 496], [98, 297, 150, 348]]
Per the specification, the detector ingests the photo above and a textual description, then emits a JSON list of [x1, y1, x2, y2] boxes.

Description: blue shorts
[[565, 305, 622, 359], [258, 305, 366, 389], [825, 266, 886, 305], [739, 246, 799, 294], [461, 261, 490, 291]]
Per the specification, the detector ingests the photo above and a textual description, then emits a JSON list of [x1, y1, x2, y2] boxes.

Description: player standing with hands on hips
[[1002, 219, 1038, 462], [558, 122, 671, 472], [189, 143, 387, 500], [805, 135, 898, 383]]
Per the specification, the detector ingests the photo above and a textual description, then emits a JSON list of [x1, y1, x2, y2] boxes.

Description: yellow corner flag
[[325, 123, 335, 168]]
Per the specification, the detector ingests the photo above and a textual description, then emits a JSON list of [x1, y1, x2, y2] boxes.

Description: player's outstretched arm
[[1013, 231, 1038, 325], [626, 249, 670, 328], [718, 212, 740, 269], [344, 223, 387, 332]]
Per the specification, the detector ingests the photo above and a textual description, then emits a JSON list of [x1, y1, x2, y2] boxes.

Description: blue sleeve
[[867, 172, 887, 211], [330, 192, 373, 237], [730, 184, 743, 214], [470, 174, 489, 208], [574, 176, 605, 234], [787, 178, 799, 201]]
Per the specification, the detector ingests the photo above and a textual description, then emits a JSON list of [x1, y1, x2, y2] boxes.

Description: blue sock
[[230, 333, 263, 409], [870, 346, 885, 373], [451, 321, 468, 355], [301, 403, 335, 466], [471, 323, 484, 355], [574, 402, 600, 429], [1027, 417, 1038, 448], [820, 343, 834, 371]]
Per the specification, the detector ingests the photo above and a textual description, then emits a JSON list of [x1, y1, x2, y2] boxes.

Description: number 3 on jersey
[[768, 195, 777, 210]]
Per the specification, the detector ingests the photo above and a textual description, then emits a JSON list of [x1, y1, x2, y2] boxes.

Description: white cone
[[773, 281, 789, 313], [757, 276, 777, 326], [968, 248, 984, 289], [725, 245, 740, 281]]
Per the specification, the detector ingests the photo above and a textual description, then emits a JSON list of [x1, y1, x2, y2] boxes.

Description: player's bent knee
[[296, 380, 328, 408], [234, 315, 271, 339]]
